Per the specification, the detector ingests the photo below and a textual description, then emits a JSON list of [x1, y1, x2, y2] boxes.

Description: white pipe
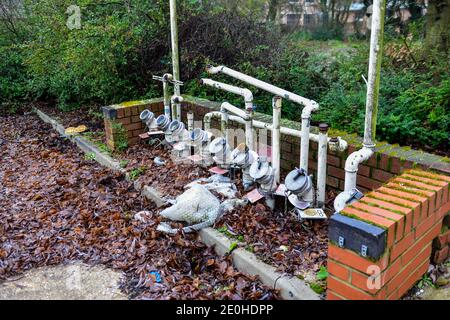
[[202, 79, 255, 151], [221, 102, 249, 120], [162, 74, 173, 120], [169, 0, 181, 121], [272, 96, 281, 183], [344, 147, 374, 192], [206, 65, 317, 110], [203, 111, 221, 133], [206, 65, 319, 173], [317, 124, 329, 208], [225, 115, 348, 151], [187, 111, 194, 132], [341, 0, 384, 194], [221, 108, 229, 143], [300, 118, 310, 174], [201, 78, 253, 111]]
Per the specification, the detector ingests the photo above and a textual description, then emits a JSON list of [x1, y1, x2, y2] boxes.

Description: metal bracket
[[152, 75, 184, 86], [361, 245, 368, 257], [338, 236, 345, 248]]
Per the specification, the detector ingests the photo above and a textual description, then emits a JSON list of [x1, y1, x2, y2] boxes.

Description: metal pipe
[[206, 65, 319, 173], [201, 79, 254, 151], [203, 111, 221, 133], [272, 96, 282, 183], [221, 109, 229, 144], [221, 102, 249, 120], [201, 78, 253, 111], [317, 124, 329, 208], [162, 73, 173, 120], [206, 65, 317, 109], [169, 0, 181, 121], [334, 0, 385, 211], [187, 111, 194, 132]]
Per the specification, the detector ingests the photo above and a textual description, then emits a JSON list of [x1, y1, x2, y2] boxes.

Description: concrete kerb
[[34, 108, 125, 173], [33, 107, 320, 300], [199, 228, 320, 300]]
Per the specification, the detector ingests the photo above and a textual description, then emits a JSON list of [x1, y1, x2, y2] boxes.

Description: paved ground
[[0, 262, 127, 300]]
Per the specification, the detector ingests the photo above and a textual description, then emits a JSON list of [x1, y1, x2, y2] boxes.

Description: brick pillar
[[102, 100, 164, 150], [327, 169, 450, 300]]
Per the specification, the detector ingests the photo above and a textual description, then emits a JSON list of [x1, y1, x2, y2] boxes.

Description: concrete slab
[[0, 263, 127, 300]]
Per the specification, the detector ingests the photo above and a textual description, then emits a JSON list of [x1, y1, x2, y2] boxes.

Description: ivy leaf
[[316, 266, 329, 281]]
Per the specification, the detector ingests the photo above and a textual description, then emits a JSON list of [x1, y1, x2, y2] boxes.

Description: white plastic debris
[[159, 184, 220, 224], [134, 211, 152, 223], [156, 184, 247, 234], [184, 174, 238, 199]]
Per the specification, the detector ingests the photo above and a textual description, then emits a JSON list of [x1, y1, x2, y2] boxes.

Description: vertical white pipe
[[300, 117, 310, 174], [272, 96, 281, 184], [221, 110, 229, 144], [245, 99, 254, 152], [187, 111, 194, 132], [341, 0, 385, 193], [169, 0, 181, 121], [363, 0, 385, 148], [163, 81, 171, 120], [317, 124, 328, 208], [245, 117, 253, 152]]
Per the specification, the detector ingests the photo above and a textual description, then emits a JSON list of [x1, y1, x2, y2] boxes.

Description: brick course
[[327, 169, 449, 300]]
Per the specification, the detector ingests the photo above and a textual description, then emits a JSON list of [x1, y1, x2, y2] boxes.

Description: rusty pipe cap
[[319, 123, 329, 133]]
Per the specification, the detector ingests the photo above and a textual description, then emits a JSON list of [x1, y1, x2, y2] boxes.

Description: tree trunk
[[425, 0, 450, 54], [267, 0, 279, 22]]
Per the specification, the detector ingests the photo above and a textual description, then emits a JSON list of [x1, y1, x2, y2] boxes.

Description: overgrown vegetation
[[0, 0, 448, 154]]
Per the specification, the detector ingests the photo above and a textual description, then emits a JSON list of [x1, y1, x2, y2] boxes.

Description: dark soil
[[0, 112, 279, 300]]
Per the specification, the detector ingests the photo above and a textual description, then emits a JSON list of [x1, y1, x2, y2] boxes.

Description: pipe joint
[[163, 73, 173, 82], [171, 95, 184, 104], [344, 147, 374, 173], [301, 101, 320, 118]]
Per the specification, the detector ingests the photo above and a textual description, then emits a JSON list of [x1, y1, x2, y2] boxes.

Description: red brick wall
[[103, 100, 164, 150], [327, 170, 450, 300]]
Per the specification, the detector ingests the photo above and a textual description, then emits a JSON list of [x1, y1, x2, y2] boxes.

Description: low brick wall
[[102, 99, 164, 150], [327, 170, 450, 300], [102, 96, 449, 191]]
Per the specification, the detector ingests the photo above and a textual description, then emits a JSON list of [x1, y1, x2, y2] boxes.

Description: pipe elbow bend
[[301, 101, 319, 119], [344, 147, 373, 173], [206, 65, 223, 74], [329, 137, 348, 153], [242, 89, 253, 103], [163, 73, 173, 81], [171, 95, 184, 104]]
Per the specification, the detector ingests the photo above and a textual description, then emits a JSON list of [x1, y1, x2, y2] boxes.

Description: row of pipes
[[140, 65, 351, 213], [142, 0, 384, 216]]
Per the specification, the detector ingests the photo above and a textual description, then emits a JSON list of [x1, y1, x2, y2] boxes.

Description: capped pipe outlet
[[231, 143, 258, 191], [209, 137, 233, 167], [171, 95, 184, 104], [190, 128, 210, 145], [249, 156, 278, 210], [140, 109, 158, 131], [285, 168, 314, 210], [156, 114, 171, 132], [166, 120, 189, 144]]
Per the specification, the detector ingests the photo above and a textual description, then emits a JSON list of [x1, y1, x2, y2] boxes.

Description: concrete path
[[0, 263, 127, 300]]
